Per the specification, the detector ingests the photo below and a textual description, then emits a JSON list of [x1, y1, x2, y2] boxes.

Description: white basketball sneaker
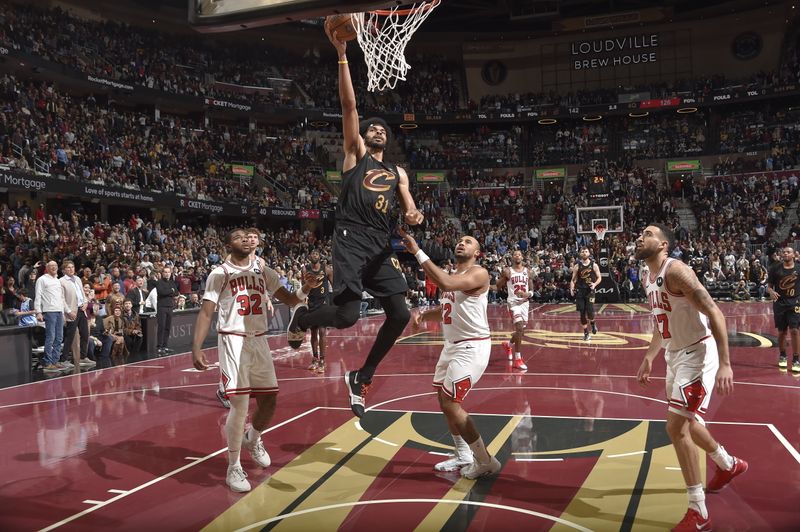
[[244, 429, 271, 468], [226, 464, 251, 492], [434, 453, 474, 472], [461, 457, 501, 479]]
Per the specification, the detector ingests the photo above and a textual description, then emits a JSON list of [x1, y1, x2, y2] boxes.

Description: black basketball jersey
[[768, 262, 800, 304], [335, 153, 399, 234], [576, 260, 597, 290], [305, 264, 329, 302]]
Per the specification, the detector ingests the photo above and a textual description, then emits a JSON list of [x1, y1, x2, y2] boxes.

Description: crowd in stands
[[530, 123, 610, 166], [620, 113, 707, 159], [400, 126, 522, 169]]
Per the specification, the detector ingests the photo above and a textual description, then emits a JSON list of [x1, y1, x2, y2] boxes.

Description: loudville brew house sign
[[571, 33, 659, 70]]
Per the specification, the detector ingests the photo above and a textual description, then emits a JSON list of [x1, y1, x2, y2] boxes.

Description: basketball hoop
[[352, 1, 441, 92], [593, 224, 607, 241]]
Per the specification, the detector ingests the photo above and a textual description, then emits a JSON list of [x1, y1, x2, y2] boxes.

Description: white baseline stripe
[[233, 498, 592, 532], [82, 500, 104, 505], [107, 489, 127, 494], [373, 437, 399, 447], [767, 424, 800, 465], [607, 451, 647, 459], [516, 458, 564, 462], [38, 407, 321, 532]]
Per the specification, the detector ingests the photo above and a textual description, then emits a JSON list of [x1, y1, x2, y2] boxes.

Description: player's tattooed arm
[[667, 262, 733, 392], [495, 268, 510, 290], [397, 167, 424, 225]]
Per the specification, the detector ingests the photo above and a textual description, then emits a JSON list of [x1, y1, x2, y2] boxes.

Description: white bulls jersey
[[644, 258, 711, 351], [505, 266, 530, 304], [440, 268, 490, 343], [203, 259, 282, 335]]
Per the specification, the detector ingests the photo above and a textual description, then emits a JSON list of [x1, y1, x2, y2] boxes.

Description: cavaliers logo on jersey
[[362, 168, 396, 193], [580, 269, 594, 282], [779, 274, 797, 291]]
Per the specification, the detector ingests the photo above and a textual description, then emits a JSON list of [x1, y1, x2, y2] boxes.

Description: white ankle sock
[[467, 436, 491, 465], [687, 483, 707, 518], [452, 434, 472, 459], [709, 444, 734, 471], [246, 426, 261, 443], [514, 352, 522, 359]]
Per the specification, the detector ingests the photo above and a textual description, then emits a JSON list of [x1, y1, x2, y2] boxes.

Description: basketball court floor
[[1, 302, 798, 531]]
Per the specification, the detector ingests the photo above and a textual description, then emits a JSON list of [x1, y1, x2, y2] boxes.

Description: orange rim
[[370, 0, 440, 16]]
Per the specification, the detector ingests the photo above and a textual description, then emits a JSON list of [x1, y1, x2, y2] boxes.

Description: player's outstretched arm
[[396, 167, 424, 226], [272, 272, 323, 307], [192, 300, 216, 370], [326, 22, 364, 168], [496, 268, 510, 292], [667, 262, 734, 395], [399, 228, 489, 293]]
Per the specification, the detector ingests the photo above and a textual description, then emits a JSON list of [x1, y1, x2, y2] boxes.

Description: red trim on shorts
[[453, 336, 491, 345], [218, 331, 268, 337]]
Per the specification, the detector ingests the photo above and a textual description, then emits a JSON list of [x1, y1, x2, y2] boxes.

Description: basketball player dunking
[[570, 246, 601, 341], [767, 246, 800, 373], [286, 25, 424, 418], [635, 224, 747, 531], [496, 250, 533, 370], [401, 230, 502, 479], [192, 228, 321, 492], [306, 250, 333, 374]]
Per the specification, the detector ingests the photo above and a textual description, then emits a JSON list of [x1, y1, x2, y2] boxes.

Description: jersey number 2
[[236, 294, 264, 316], [655, 314, 671, 339], [442, 303, 452, 324]]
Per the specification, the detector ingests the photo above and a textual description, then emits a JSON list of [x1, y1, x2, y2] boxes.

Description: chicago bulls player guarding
[[401, 229, 502, 480], [192, 228, 321, 493], [636, 223, 747, 531]]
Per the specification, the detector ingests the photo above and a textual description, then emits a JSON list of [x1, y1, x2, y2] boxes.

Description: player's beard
[[634, 246, 653, 261], [365, 137, 385, 150]]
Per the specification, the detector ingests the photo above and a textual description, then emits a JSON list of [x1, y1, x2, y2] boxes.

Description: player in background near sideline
[[401, 229, 502, 479], [286, 23, 424, 418], [496, 250, 533, 370], [216, 227, 272, 409], [767, 246, 800, 372], [570, 246, 602, 341], [306, 250, 333, 374], [635, 223, 747, 532], [192, 228, 321, 493]]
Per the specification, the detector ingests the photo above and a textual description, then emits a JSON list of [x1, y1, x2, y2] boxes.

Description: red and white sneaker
[[672, 509, 711, 531], [513, 357, 528, 371], [502, 342, 513, 361], [706, 456, 748, 493]]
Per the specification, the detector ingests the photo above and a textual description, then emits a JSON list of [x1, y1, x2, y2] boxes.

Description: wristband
[[338, 60, 348, 64], [296, 288, 308, 300], [415, 249, 430, 265]]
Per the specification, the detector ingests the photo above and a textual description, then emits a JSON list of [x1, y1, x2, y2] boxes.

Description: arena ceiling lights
[[399, 123, 418, 129], [677, 107, 698, 114], [538, 118, 557, 125], [309, 121, 330, 127], [582, 115, 603, 121], [628, 111, 649, 118]]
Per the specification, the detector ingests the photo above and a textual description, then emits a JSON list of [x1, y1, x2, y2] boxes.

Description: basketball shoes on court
[[287, 303, 308, 349], [434, 453, 474, 472], [243, 429, 271, 468], [706, 456, 748, 492], [226, 465, 251, 493], [461, 457, 501, 479], [502, 342, 513, 361], [344, 371, 370, 418], [778, 353, 787, 368], [591, 323, 598, 335], [671, 509, 711, 531], [793, 357, 800, 373], [513, 357, 528, 371], [583, 331, 591, 342]]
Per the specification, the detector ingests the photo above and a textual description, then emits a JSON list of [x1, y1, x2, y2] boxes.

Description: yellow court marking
[[414, 416, 522, 531], [551, 421, 654, 531], [202, 417, 373, 532]]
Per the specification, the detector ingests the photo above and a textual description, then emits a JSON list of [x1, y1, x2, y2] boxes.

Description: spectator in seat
[[10, 288, 38, 327], [122, 300, 143, 359]]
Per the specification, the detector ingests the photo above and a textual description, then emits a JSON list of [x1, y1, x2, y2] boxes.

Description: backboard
[[576, 205, 624, 235], [189, 0, 398, 32]]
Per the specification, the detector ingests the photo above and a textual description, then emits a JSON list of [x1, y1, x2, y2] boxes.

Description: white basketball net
[[594, 227, 607, 241], [352, 1, 440, 92]]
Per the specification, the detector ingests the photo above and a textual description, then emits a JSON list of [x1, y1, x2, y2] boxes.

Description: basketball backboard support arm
[[188, 0, 398, 33]]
